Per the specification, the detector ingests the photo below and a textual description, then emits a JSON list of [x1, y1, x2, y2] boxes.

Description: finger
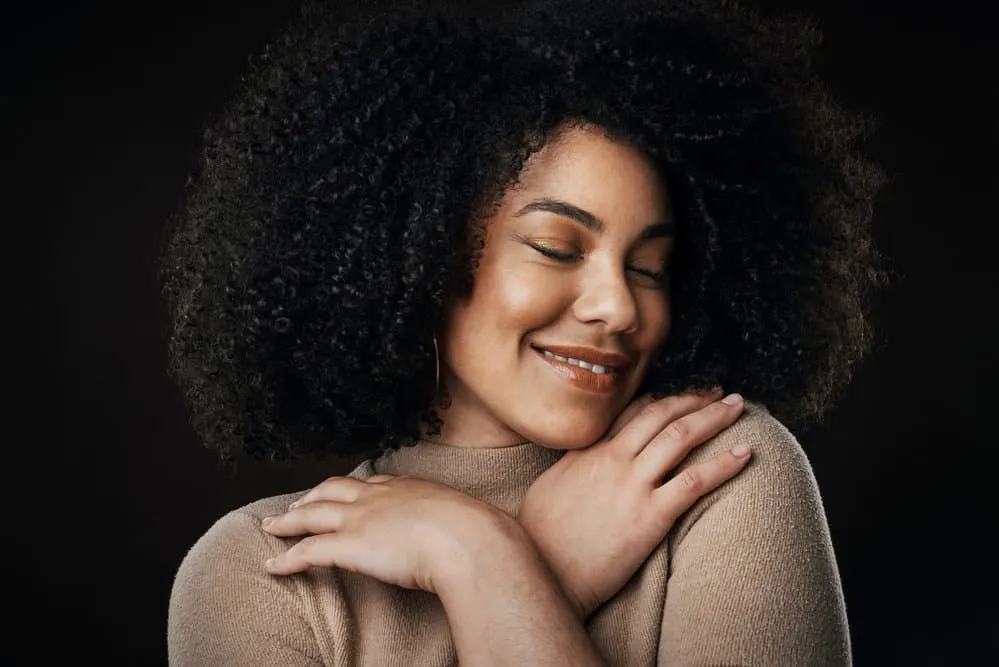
[[265, 533, 354, 575], [607, 386, 724, 439], [612, 387, 724, 457], [634, 393, 745, 483], [262, 500, 347, 537], [652, 443, 752, 524], [367, 474, 395, 484], [291, 476, 371, 509]]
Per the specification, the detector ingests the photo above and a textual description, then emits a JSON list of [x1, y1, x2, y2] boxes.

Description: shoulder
[[678, 399, 813, 482], [167, 492, 316, 663], [668, 400, 827, 541], [727, 399, 819, 494], [176, 458, 379, 579], [726, 399, 815, 478], [170, 492, 303, 612], [659, 401, 852, 663], [168, 458, 378, 666]]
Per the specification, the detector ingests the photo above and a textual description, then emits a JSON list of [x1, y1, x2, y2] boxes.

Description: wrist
[[432, 506, 533, 597], [518, 532, 591, 621], [432, 509, 605, 667]]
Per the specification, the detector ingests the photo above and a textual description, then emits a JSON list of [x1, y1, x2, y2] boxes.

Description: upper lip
[[531, 344, 634, 369]]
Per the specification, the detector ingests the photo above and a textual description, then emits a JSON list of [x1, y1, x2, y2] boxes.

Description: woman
[[160, 0, 889, 664]]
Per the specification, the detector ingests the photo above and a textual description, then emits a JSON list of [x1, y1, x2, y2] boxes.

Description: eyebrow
[[512, 197, 675, 239]]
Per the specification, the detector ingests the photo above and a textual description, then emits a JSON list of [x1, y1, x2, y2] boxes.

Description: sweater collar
[[371, 440, 565, 516]]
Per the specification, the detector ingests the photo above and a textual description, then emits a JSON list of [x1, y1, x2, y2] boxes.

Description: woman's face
[[436, 124, 674, 449]]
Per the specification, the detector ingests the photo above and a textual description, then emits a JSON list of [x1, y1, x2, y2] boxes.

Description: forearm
[[435, 513, 605, 667]]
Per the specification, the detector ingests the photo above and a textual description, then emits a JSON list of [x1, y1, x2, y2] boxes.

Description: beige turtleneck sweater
[[168, 401, 852, 665]]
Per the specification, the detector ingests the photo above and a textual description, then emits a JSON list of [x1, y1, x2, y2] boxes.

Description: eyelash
[[530, 244, 667, 285]]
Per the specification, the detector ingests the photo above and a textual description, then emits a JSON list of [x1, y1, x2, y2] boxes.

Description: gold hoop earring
[[432, 335, 440, 397]]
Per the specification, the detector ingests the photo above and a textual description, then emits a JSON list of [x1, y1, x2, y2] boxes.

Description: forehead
[[511, 125, 671, 221]]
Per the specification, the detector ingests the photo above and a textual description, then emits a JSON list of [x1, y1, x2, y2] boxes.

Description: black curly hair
[[158, 0, 892, 464]]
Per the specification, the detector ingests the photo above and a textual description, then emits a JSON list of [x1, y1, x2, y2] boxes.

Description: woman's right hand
[[516, 389, 752, 620]]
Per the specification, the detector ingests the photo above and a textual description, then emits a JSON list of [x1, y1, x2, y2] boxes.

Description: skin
[[262, 123, 753, 665], [263, 392, 751, 665], [431, 123, 676, 449]]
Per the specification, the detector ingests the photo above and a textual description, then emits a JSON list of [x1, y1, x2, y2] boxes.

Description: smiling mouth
[[536, 348, 615, 375], [530, 346, 624, 395]]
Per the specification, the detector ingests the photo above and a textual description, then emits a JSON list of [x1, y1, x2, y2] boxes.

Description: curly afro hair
[[158, 0, 892, 464]]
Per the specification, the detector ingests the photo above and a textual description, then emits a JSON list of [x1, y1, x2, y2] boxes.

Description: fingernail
[[265, 558, 276, 568], [288, 501, 299, 510], [731, 443, 751, 457], [261, 516, 275, 527], [721, 393, 743, 405]]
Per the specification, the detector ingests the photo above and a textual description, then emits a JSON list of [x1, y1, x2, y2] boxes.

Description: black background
[[11, 0, 997, 663]]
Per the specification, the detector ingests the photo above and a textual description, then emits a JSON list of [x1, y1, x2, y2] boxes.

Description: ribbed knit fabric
[[168, 401, 852, 666]]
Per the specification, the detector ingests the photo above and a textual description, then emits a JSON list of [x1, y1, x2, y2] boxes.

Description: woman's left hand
[[261, 474, 510, 595]]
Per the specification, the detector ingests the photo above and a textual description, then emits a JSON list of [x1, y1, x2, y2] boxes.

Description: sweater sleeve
[[167, 508, 325, 667], [657, 403, 852, 666]]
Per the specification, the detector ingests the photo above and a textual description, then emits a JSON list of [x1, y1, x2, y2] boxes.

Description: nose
[[571, 257, 639, 335]]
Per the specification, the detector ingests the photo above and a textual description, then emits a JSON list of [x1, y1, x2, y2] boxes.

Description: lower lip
[[533, 348, 621, 395]]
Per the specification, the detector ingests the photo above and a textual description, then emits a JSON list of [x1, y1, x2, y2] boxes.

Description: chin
[[521, 420, 612, 451]]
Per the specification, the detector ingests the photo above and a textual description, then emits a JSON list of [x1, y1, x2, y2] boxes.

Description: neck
[[418, 432, 532, 449], [419, 385, 532, 449], [372, 438, 564, 515]]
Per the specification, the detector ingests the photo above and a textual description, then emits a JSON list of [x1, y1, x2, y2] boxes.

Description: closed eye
[[634, 267, 667, 284], [530, 243, 667, 286], [530, 243, 580, 262]]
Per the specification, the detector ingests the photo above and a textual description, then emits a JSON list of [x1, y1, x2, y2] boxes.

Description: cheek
[[443, 264, 572, 368], [638, 292, 672, 349], [478, 263, 571, 332]]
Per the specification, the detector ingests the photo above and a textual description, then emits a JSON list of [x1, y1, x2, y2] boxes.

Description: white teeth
[[541, 349, 613, 374]]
